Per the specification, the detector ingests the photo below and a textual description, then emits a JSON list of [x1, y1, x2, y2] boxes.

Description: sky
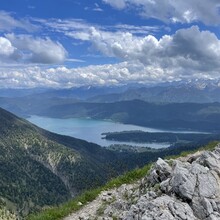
[[0, 0, 220, 88]]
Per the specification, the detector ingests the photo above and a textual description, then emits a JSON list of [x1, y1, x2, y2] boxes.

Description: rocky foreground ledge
[[65, 144, 220, 220]]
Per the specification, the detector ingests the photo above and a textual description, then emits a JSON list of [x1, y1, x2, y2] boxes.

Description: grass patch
[[28, 188, 101, 220], [165, 141, 218, 160], [103, 164, 152, 190], [96, 203, 107, 216]]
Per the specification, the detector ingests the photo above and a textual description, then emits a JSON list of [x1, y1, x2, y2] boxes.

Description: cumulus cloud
[[166, 26, 220, 70], [1, 23, 220, 88], [73, 26, 220, 75], [0, 10, 220, 88], [0, 12, 67, 65], [0, 37, 15, 56], [103, 0, 220, 25], [3, 34, 67, 64], [0, 57, 219, 89], [0, 63, 166, 88]]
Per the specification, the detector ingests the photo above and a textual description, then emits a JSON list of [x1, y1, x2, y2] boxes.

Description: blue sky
[[0, 0, 220, 88]]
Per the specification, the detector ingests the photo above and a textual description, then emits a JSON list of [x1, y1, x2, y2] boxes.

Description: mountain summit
[[65, 143, 220, 220]]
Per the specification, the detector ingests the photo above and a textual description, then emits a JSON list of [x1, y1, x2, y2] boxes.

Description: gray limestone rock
[[170, 160, 197, 200], [65, 144, 220, 220], [147, 158, 172, 186], [128, 195, 197, 220]]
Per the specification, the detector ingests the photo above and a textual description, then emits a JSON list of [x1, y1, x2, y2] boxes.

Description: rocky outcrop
[[65, 144, 220, 220]]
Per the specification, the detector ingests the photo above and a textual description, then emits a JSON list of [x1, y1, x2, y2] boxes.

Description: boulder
[[124, 195, 197, 220], [147, 158, 172, 185]]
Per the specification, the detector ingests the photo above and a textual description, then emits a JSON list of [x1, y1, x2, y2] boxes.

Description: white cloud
[[0, 12, 67, 65], [93, 3, 103, 12], [0, 63, 162, 88], [0, 57, 220, 89], [0, 10, 220, 88], [0, 11, 38, 32], [73, 26, 220, 74], [1, 22, 220, 88], [37, 17, 160, 42], [113, 24, 160, 35], [0, 37, 15, 56], [66, 58, 85, 63], [4, 34, 67, 64], [103, 0, 220, 25], [84, 3, 103, 12], [103, 0, 126, 9]]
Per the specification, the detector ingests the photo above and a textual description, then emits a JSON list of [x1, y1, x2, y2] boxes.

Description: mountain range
[[2, 80, 220, 101], [88, 84, 220, 103]]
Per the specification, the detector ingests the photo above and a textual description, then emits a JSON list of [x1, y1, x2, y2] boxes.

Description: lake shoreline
[[27, 115, 207, 149]]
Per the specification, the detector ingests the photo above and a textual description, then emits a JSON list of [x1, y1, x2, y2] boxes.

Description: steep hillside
[[0, 108, 121, 218], [63, 142, 220, 220]]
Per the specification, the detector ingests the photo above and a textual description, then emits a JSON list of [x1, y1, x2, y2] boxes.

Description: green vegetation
[[0, 108, 126, 218], [165, 141, 218, 160], [106, 144, 160, 153], [0, 110, 72, 217], [103, 130, 217, 144], [28, 188, 101, 220], [28, 164, 152, 220]]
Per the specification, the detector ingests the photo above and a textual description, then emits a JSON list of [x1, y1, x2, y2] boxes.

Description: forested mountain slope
[[0, 108, 118, 218]]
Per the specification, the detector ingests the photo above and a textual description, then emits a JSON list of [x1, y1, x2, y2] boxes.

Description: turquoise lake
[[28, 115, 174, 148]]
